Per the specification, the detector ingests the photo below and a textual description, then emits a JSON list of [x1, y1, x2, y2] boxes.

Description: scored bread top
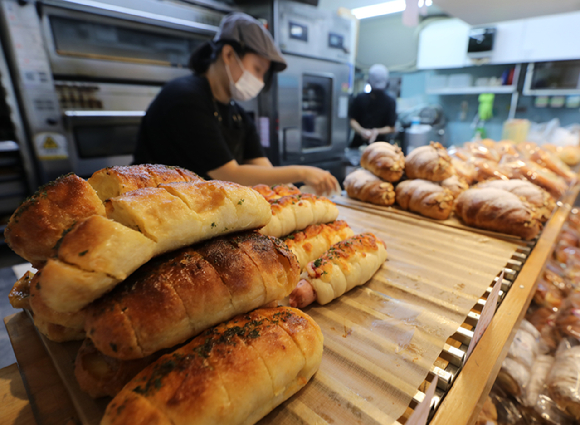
[[101, 307, 323, 425], [4, 174, 105, 268], [88, 164, 202, 202]]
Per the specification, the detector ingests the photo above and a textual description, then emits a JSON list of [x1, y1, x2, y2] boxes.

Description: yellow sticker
[[43, 136, 58, 149]]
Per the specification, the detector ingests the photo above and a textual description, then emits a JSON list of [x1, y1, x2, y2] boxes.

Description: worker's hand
[[301, 166, 340, 196], [361, 129, 373, 140], [368, 128, 379, 144]]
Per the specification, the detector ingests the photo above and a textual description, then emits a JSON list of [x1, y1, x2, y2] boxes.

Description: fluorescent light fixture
[[365, 83, 371, 93], [352, 0, 432, 20]]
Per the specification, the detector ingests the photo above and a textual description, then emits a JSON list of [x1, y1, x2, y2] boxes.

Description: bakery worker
[[133, 13, 339, 195], [348, 64, 397, 148]]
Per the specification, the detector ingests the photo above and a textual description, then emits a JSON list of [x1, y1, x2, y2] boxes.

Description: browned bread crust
[[101, 307, 323, 425], [282, 220, 354, 270], [4, 174, 105, 268], [405, 142, 454, 182], [252, 184, 301, 201], [344, 169, 395, 206], [455, 188, 541, 240], [75, 339, 162, 398], [28, 272, 86, 332], [88, 164, 202, 201], [9, 271, 32, 309], [360, 142, 405, 182], [85, 232, 300, 360], [395, 179, 455, 220]]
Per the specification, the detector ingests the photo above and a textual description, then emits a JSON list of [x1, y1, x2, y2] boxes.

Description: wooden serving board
[[9, 207, 524, 425]]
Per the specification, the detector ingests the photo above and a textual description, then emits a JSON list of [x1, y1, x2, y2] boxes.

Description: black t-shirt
[[133, 74, 265, 179], [348, 90, 397, 148]]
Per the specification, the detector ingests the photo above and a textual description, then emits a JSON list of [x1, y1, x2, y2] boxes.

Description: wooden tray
[[12, 206, 524, 425]]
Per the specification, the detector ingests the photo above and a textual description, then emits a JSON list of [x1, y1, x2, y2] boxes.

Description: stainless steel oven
[[237, 0, 355, 183], [0, 0, 232, 183]]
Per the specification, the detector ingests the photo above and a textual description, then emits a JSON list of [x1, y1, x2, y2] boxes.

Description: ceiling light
[[352, 0, 432, 20]]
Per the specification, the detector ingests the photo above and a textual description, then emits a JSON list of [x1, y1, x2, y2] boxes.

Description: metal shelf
[[426, 86, 517, 95]]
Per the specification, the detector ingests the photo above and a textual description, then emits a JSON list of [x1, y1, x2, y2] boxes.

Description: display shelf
[[431, 184, 580, 425], [426, 86, 517, 95], [2, 185, 578, 425]]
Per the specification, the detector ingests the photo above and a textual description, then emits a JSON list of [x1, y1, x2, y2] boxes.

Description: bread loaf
[[360, 142, 405, 182], [260, 193, 339, 238], [455, 188, 541, 240], [253, 184, 301, 201], [530, 148, 576, 183], [28, 272, 86, 334], [88, 164, 201, 201], [440, 175, 468, 198], [4, 174, 105, 268], [8, 271, 32, 310], [101, 307, 323, 425], [283, 220, 354, 270], [291, 233, 387, 306], [344, 169, 395, 206], [476, 179, 555, 222], [405, 142, 454, 182], [395, 179, 455, 220], [451, 158, 477, 185], [38, 180, 271, 313], [75, 339, 162, 398], [33, 316, 86, 343], [85, 232, 300, 359]]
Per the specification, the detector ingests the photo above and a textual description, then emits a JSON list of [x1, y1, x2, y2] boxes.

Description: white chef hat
[[368, 64, 389, 90]]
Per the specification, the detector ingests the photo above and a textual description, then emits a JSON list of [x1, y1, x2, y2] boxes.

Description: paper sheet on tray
[[258, 206, 521, 424]]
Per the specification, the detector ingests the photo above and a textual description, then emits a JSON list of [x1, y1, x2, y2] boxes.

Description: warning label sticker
[[34, 132, 68, 160]]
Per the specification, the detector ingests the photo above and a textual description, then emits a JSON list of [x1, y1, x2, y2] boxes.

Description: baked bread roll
[[476, 179, 555, 222], [8, 271, 32, 310], [283, 220, 354, 270], [510, 161, 567, 199], [85, 232, 300, 359], [75, 339, 162, 398], [530, 148, 576, 183], [560, 146, 580, 166], [405, 142, 454, 182], [455, 188, 541, 240], [28, 272, 86, 338], [107, 180, 270, 255], [440, 175, 468, 198], [344, 169, 395, 206], [88, 164, 201, 201], [4, 173, 105, 268], [395, 179, 455, 220], [360, 142, 405, 182], [451, 158, 477, 185], [253, 184, 301, 201], [260, 193, 339, 238], [33, 316, 86, 343], [289, 233, 387, 307], [547, 343, 580, 420], [101, 307, 323, 425], [39, 181, 271, 313]]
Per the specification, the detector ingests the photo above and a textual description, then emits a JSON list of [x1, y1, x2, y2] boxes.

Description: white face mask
[[225, 52, 265, 102]]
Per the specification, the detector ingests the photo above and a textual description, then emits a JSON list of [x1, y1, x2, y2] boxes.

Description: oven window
[[301, 75, 332, 150], [50, 16, 207, 68], [74, 125, 138, 158]]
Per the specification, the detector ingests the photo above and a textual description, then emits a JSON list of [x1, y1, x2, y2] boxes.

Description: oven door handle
[[64, 110, 145, 125]]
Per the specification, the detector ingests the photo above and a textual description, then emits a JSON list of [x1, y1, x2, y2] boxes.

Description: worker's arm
[[350, 119, 372, 140], [207, 160, 339, 195], [244, 157, 274, 167], [373, 125, 396, 135]]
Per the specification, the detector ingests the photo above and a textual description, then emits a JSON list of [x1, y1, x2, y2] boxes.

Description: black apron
[[215, 100, 245, 165]]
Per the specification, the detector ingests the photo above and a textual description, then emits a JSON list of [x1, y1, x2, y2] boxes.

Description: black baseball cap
[[214, 13, 287, 73]]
